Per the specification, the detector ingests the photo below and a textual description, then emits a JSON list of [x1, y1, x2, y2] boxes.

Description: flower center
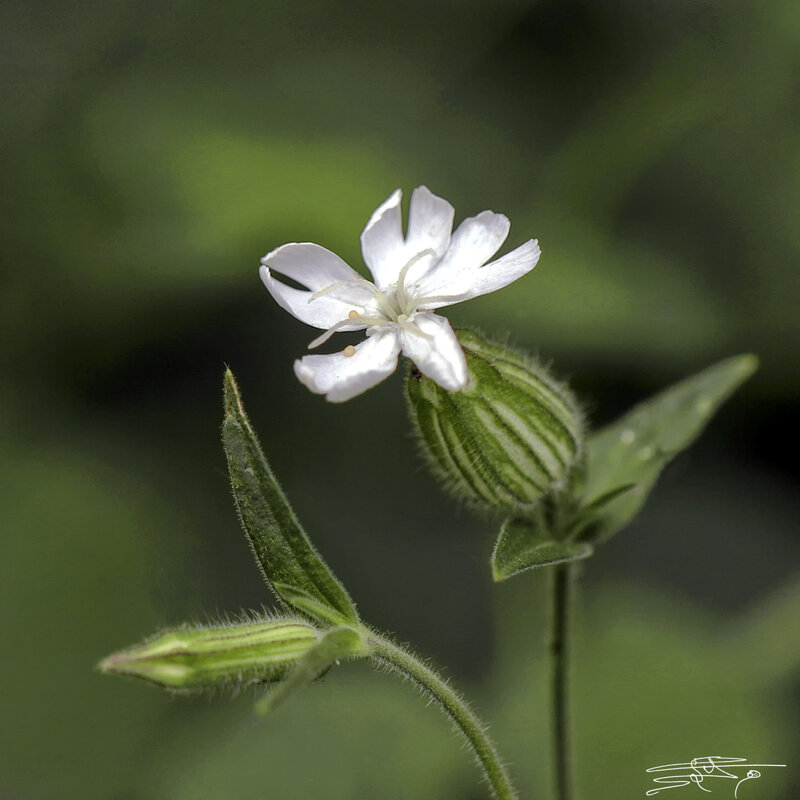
[[305, 248, 438, 350], [390, 247, 437, 320]]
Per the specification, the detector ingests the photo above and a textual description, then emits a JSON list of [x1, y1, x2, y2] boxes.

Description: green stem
[[368, 631, 518, 800], [550, 564, 573, 800]]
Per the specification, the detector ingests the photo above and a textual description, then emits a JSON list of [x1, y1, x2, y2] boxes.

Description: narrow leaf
[[581, 354, 758, 543], [492, 516, 593, 582], [565, 483, 638, 541], [223, 369, 358, 626], [255, 626, 369, 714]]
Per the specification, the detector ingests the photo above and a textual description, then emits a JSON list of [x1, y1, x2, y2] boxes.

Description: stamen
[[415, 292, 467, 308], [343, 345, 356, 358], [308, 319, 360, 349], [348, 310, 359, 319], [307, 277, 380, 304], [307, 315, 386, 349]]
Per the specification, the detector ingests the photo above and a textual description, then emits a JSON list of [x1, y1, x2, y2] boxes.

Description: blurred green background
[[2, 1, 798, 798]]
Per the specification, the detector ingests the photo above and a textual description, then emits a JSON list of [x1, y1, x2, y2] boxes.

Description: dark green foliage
[[223, 369, 359, 626], [574, 354, 759, 544], [492, 517, 593, 581]]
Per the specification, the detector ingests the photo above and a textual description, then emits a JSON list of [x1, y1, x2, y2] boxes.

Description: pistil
[[305, 247, 441, 352], [395, 248, 437, 313]]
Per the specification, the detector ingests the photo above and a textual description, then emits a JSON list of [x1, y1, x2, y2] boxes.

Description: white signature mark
[[646, 756, 786, 798]]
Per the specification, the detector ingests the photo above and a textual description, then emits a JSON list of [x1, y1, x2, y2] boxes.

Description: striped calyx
[[406, 329, 584, 513], [99, 617, 320, 692]]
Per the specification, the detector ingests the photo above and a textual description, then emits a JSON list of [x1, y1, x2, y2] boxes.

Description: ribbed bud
[[406, 329, 584, 513], [99, 618, 319, 692]]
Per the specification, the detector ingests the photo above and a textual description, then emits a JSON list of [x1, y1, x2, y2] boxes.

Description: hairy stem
[[550, 563, 573, 800], [368, 632, 518, 800]]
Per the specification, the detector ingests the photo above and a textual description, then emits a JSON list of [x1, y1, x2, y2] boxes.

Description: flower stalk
[[368, 632, 519, 800], [549, 563, 573, 800]]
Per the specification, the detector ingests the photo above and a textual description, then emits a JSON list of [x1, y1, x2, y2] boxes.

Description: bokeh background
[[2, 1, 798, 798]]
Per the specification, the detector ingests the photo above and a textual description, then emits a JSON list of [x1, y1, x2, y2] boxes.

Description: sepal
[[98, 617, 320, 692], [406, 329, 584, 514]]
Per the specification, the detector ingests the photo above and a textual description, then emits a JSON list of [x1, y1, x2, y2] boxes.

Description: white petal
[[406, 186, 454, 259], [360, 189, 406, 290], [459, 238, 541, 300], [401, 313, 468, 391], [261, 242, 359, 290], [419, 239, 542, 308], [441, 210, 510, 269], [260, 265, 372, 331], [293, 329, 402, 402], [416, 210, 510, 299]]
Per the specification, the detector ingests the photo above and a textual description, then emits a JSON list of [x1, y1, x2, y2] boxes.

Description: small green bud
[[406, 329, 584, 513], [99, 617, 320, 692]]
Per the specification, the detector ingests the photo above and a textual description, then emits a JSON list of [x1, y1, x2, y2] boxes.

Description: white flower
[[260, 186, 541, 402]]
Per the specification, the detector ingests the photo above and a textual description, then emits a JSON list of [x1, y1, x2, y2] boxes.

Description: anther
[[348, 310, 359, 319], [343, 345, 357, 358]]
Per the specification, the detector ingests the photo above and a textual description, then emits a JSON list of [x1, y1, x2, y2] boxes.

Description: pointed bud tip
[[97, 653, 120, 674], [97, 648, 188, 686]]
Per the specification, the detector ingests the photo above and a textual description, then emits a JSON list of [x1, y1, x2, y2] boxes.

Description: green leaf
[[222, 369, 358, 627], [255, 626, 369, 714], [492, 516, 593, 582], [579, 354, 758, 543], [565, 483, 639, 541]]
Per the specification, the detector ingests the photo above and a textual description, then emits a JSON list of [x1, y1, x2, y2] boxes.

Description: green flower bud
[[406, 329, 584, 513], [99, 617, 320, 692]]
